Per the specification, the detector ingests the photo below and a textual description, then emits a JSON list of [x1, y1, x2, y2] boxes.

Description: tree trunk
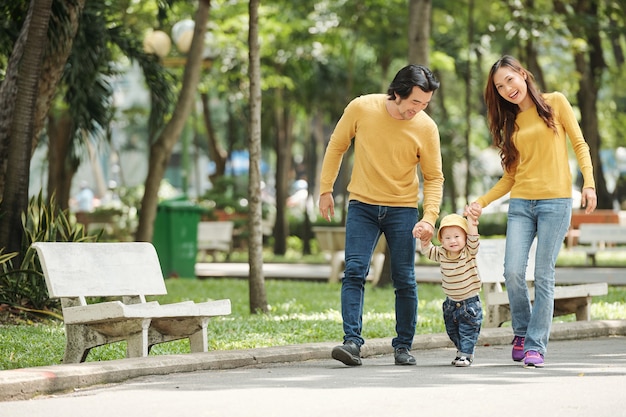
[[464, 0, 474, 204], [200, 91, 227, 183], [135, 0, 210, 242], [555, 0, 611, 208], [33, 0, 85, 153], [47, 111, 77, 210], [273, 88, 293, 256], [0, 0, 53, 256], [377, 0, 433, 287], [247, 0, 267, 314], [408, 0, 431, 66]]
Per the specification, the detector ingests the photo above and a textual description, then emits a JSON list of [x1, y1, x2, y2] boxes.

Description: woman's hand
[[465, 202, 483, 219], [581, 187, 597, 214]]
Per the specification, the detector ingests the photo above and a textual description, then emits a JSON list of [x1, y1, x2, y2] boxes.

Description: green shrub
[[0, 192, 96, 315]]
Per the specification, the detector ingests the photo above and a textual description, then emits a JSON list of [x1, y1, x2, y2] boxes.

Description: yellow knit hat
[[437, 214, 469, 242]]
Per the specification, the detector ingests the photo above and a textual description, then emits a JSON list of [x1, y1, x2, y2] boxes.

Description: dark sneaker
[[394, 347, 416, 366], [512, 336, 525, 362], [523, 350, 544, 368], [455, 356, 472, 367], [332, 341, 362, 366]]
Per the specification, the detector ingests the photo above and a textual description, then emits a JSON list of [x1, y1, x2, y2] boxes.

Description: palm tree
[[0, 0, 55, 256]]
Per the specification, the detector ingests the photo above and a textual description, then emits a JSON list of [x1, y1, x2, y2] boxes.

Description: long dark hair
[[484, 55, 555, 172], [387, 64, 440, 100]]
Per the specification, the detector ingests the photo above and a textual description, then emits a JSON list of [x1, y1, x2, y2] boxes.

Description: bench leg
[[369, 253, 385, 286], [585, 253, 597, 266], [482, 303, 511, 328], [575, 297, 592, 321], [63, 325, 93, 364], [126, 319, 151, 358], [329, 253, 343, 283], [188, 318, 210, 353], [148, 317, 208, 353]]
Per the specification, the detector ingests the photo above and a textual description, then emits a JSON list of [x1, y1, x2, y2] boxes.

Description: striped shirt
[[421, 235, 481, 302]]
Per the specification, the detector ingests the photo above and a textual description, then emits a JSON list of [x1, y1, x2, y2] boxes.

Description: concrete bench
[[32, 242, 231, 364], [572, 224, 626, 266], [197, 221, 234, 261], [477, 239, 608, 328], [565, 209, 620, 248], [312, 226, 386, 285]]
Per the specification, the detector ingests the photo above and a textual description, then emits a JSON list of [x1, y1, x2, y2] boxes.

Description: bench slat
[[197, 221, 234, 254], [578, 224, 626, 244], [33, 242, 167, 298]]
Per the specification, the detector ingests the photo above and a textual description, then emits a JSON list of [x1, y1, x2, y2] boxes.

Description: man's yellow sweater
[[477, 92, 595, 207], [320, 94, 444, 226]]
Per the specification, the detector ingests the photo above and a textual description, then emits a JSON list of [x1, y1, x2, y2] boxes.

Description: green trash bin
[[152, 198, 203, 278]]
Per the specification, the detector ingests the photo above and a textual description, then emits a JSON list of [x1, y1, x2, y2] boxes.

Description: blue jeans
[[342, 200, 418, 349], [443, 295, 482, 356], [505, 198, 572, 355]]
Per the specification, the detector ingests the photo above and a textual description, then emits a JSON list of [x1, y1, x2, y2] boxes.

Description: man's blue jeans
[[342, 200, 418, 349], [443, 295, 482, 356], [504, 198, 572, 356]]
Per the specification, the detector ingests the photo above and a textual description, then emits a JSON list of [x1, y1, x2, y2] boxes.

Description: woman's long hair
[[484, 55, 555, 172]]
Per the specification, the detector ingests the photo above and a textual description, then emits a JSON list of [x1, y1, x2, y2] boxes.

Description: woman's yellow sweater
[[477, 92, 595, 207], [320, 94, 444, 226]]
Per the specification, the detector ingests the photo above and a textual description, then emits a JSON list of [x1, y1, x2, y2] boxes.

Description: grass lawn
[[1, 277, 625, 371]]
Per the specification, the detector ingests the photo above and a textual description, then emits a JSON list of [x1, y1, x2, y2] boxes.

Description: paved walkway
[[1, 319, 625, 405], [0, 264, 626, 408]]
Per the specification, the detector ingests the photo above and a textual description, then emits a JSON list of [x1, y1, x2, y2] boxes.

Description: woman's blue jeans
[[504, 198, 572, 355], [341, 200, 418, 349]]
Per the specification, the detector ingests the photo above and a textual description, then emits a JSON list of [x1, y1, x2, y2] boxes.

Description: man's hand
[[412, 220, 434, 241], [318, 193, 335, 222]]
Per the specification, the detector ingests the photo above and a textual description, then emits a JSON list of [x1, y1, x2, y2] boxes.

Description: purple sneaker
[[512, 336, 525, 362], [524, 350, 545, 368]]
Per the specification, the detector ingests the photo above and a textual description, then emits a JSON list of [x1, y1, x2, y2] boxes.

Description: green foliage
[[1, 278, 625, 370], [198, 176, 249, 217], [0, 193, 96, 313]]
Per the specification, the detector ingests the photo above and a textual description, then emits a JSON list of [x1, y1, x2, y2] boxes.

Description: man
[[318, 64, 444, 366]]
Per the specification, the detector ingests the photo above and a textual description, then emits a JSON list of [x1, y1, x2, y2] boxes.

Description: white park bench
[[572, 224, 626, 266], [32, 241, 231, 364], [312, 226, 387, 285], [477, 239, 608, 328], [197, 221, 235, 261]]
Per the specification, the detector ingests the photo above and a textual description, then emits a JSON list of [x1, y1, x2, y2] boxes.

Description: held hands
[[413, 221, 434, 247], [465, 202, 483, 220], [464, 205, 480, 227], [318, 193, 335, 222], [580, 187, 597, 214]]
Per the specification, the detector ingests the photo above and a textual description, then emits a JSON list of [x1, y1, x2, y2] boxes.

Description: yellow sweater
[[320, 94, 444, 226], [477, 92, 595, 207]]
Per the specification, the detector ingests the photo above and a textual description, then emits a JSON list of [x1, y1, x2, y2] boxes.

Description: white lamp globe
[[172, 19, 196, 54], [143, 30, 171, 58]]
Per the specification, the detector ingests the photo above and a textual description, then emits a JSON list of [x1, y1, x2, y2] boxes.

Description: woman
[[467, 55, 597, 368]]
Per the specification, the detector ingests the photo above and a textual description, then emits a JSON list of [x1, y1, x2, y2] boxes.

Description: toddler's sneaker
[[512, 336, 525, 362], [455, 356, 472, 367], [523, 350, 544, 368]]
